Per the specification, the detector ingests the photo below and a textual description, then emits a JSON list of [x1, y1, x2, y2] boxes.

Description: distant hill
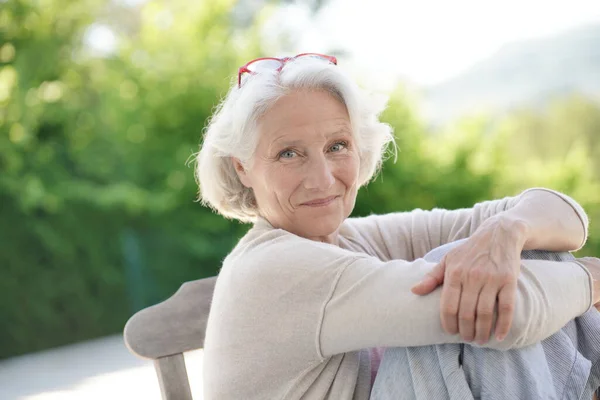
[[421, 24, 600, 125]]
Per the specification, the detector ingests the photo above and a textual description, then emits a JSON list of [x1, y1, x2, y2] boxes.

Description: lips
[[300, 195, 339, 206]]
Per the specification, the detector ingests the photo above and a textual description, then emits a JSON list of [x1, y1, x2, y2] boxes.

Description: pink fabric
[[369, 347, 385, 386]]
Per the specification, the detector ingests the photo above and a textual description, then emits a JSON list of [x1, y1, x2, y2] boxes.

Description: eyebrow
[[270, 127, 352, 148]]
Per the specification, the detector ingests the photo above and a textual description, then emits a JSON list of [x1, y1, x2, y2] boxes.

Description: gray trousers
[[371, 240, 600, 400]]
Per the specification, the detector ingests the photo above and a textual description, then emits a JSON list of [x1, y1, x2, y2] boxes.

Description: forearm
[[320, 257, 592, 354], [418, 238, 595, 347], [507, 258, 593, 348], [490, 188, 588, 252]]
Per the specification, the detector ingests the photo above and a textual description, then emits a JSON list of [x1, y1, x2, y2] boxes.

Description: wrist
[[484, 214, 531, 251]]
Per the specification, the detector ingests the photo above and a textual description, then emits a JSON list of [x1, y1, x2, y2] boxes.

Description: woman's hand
[[412, 215, 529, 344]]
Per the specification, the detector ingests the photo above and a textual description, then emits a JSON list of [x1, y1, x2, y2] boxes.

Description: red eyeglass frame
[[237, 53, 338, 87]]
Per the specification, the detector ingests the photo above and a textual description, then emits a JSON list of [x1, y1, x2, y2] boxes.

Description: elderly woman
[[196, 54, 600, 399]]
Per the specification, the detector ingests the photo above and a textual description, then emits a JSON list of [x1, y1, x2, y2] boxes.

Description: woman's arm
[[497, 188, 588, 251], [319, 254, 596, 356], [410, 188, 589, 344], [343, 188, 588, 262]]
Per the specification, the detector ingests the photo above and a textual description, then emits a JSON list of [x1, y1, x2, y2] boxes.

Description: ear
[[231, 157, 252, 188]]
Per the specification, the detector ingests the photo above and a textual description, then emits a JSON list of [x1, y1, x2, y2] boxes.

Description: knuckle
[[459, 313, 475, 322], [498, 271, 516, 284], [442, 321, 458, 334], [449, 268, 463, 281], [498, 302, 514, 313], [477, 307, 494, 318], [442, 305, 458, 316], [468, 267, 483, 281]]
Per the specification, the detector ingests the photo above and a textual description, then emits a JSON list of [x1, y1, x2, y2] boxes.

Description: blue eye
[[329, 141, 347, 152], [279, 149, 297, 159]]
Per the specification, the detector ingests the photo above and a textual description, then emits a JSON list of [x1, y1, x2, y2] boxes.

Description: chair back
[[124, 276, 217, 400]]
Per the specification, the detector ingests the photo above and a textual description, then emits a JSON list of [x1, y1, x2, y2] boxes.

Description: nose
[[303, 154, 335, 191]]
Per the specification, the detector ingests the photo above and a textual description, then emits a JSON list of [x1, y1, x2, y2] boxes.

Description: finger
[[440, 268, 462, 335], [495, 281, 517, 341], [458, 281, 481, 342], [411, 261, 446, 295], [474, 284, 497, 345]]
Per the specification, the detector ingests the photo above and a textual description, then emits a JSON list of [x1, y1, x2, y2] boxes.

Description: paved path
[[0, 335, 204, 400]]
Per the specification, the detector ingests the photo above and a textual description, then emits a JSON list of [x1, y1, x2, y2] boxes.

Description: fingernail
[[497, 335, 505, 342]]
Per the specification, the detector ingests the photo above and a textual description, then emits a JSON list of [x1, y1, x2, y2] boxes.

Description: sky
[[87, 0, 600, 89], [270, 0, 600, 88]]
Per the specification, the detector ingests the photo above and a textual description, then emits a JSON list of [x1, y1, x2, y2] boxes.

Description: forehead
[[256, 90, 351, 141]]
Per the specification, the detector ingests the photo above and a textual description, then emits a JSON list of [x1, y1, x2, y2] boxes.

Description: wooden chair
[[124, 276, 217, 400]]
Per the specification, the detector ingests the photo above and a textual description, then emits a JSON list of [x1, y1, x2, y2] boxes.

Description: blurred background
[[1, 0, 600, 398]]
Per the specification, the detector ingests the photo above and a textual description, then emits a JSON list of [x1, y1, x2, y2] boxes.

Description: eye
[[329, 141, 347, 153], [278, 149, 297, 159]]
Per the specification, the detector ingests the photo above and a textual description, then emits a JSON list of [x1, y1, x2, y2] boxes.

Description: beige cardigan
[[203, 189, 593, 399]]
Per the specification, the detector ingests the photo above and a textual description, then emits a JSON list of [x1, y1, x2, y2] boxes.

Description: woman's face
[[234, 89, 360, 243]]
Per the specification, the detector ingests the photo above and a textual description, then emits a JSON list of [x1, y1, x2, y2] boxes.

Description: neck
[[257, 216, 341, 246], [307, 231, 340, 246]]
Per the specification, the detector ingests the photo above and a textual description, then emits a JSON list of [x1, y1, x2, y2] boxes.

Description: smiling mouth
[[301, 196, 339, 207]]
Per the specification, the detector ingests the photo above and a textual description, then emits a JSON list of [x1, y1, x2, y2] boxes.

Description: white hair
[[195, 56, 396, 223]]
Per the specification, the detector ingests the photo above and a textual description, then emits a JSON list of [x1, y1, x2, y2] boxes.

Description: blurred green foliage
[[1, 0, 599, 358]]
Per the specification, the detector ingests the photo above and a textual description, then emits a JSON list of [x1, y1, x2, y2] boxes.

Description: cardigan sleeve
[[318, 253, 593, 356], [343, 188, 589, 262]]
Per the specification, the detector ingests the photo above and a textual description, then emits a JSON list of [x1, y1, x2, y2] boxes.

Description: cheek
[[263, 166, 302, 197], [337, 155, 360, 187]]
